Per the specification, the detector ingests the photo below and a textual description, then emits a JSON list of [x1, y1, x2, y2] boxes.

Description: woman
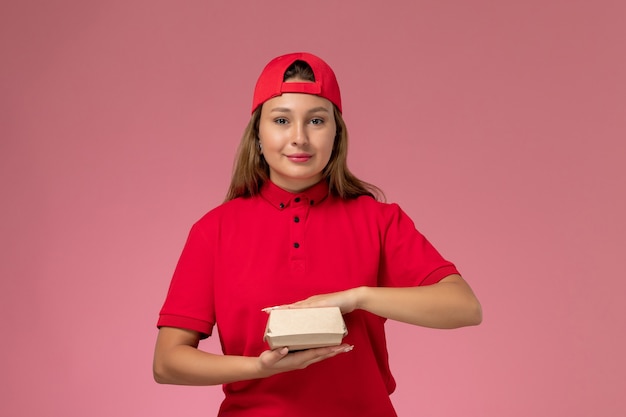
[[154, 52, 482, 416]]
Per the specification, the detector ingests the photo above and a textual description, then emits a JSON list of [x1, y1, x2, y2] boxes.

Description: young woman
[[154, 52, 482, 416]]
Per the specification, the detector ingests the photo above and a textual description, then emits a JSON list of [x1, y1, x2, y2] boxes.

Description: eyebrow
[[269, 106, 331, 114]]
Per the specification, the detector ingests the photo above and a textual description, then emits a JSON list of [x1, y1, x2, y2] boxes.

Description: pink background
[[1, 1, 625, 416]]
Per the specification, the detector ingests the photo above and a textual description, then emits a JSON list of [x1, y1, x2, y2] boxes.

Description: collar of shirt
[[260, 180, 330, 210]]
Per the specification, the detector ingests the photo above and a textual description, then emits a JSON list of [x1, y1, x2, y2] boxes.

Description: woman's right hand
[[257, 344, 354, 377], [154, 327, 353, 386]]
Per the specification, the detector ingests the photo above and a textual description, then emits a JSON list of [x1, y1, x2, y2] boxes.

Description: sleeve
[[379, 203, 459, 287], [157, 219, 216, 339]]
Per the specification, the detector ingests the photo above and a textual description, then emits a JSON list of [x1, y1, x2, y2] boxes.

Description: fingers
[[261, 305, 285, 313], [286, 344, 354, 367], [261, 289, 358, 314], [296, 344, 354, 368], [261, 302, 305, 312], [259, 344, 354, 375], [261, 293, 336, 313], [259, 346, 289, 368], [261, 299, 326, 313]]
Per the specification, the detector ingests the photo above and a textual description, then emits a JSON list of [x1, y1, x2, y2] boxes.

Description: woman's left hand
[[263, 275, 482, 329], [265, 287, 363, 315]]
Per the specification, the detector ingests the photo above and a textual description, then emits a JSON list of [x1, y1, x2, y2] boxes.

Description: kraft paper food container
[[264, 307, 348, 350]]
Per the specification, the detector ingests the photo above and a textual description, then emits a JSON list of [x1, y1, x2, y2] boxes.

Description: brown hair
[[225, 61, 383, 202]]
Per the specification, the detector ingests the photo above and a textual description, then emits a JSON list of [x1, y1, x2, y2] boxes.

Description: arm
[[356, 274, 482, 328], [153, 327, 353, 386], [283, 274, 482, 329]]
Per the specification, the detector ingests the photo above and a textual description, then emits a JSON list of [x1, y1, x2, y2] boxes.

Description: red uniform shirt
[[158, 180, 459, 416]]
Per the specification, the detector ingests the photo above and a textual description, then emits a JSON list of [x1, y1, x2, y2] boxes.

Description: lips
[[286, 154, 312, 163]]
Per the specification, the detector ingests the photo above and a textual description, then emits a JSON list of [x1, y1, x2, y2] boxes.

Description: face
[[258, 92, 336, 193]]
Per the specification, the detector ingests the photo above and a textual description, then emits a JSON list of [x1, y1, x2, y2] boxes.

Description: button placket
[[289, 195, 308, 265]]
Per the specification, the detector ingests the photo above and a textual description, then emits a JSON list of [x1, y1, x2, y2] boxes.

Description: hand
[[256, 344, 354, 377], [264, 287, 362, 315]]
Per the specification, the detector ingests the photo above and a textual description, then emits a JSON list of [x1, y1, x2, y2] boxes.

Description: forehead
[[261, 93, 334, 113]]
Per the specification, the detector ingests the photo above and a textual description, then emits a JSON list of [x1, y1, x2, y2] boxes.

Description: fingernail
[[261, 306, 281, 313], [334, 345, 354, 353]]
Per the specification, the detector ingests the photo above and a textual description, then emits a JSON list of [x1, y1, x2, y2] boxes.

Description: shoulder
[[341, 195, 403, 215], [192, 195, 261, 229], [331, 195, 409, 225]]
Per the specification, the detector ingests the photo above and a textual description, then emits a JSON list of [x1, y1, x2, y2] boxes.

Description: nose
[[292, 122, 309, 145]]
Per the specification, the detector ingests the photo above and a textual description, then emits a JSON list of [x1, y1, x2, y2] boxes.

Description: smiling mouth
[[286, 154, 312, 162]]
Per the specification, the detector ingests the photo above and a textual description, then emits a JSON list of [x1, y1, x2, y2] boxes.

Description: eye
[[310, 118, 324, 125], [274, 118, 288, 125]]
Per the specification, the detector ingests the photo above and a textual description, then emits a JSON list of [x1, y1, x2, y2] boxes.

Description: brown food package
[[263, 307, 348, 350]]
